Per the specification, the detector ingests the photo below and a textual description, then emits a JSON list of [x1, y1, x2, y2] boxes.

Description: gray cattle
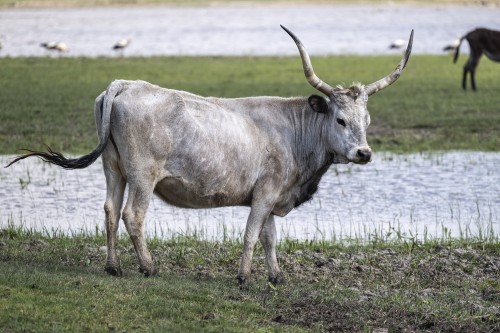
[[6, 26, 413, 284]]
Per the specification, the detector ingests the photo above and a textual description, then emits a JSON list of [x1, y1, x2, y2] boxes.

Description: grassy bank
[[1, 226, 500, 332], [0, 55, 499, 155]]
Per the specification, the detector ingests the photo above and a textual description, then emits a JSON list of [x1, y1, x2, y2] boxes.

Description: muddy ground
[[145, 240, 500, 332], [1, 231, 500, 332]]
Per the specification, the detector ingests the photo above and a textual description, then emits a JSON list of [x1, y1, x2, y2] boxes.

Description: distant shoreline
[[1, 0, 499, 9]]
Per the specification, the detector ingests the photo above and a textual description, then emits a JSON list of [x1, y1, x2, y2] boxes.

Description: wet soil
[[123, 240, 500, 331], [267, 245, 500, 332], [2, 228, 500, 332]]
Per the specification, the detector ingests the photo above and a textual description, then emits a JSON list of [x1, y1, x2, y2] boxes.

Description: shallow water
[[0, 4, 499, 57], [1, 152, 499, 241]]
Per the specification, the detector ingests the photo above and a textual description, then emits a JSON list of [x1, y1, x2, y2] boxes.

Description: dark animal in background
[[453, 28, 500, 91]]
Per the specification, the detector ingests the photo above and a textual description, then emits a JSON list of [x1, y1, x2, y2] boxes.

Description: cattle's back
[[109, 81, 277, 208]]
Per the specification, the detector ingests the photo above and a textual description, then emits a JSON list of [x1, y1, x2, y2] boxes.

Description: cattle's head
[[282, 25, 413, 164]]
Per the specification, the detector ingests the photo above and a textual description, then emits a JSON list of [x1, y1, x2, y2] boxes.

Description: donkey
[[454, 28, 500, 91]]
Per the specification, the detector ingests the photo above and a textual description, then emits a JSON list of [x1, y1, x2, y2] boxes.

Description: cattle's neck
[[261, 97, 334, 213], [285, 99, 334, 202], [228, 95, 334, 201], [233, 96, 333, 181], [223, 96, 331, 174], [288, 98, 332, 173]]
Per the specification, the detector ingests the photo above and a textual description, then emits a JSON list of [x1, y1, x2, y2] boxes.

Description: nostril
[[357, 149, 372, 161]]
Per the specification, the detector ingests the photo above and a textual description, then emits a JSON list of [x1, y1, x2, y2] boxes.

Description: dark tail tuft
[[5, 80, 121, 170], [5, 144, 106, 169]]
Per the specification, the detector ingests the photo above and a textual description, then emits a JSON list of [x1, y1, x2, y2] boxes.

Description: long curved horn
[[281, 25, 334, 96], [365, 30, 414, 96]]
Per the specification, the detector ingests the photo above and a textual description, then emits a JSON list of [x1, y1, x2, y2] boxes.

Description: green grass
[[1, 55, 499, 155], [1, 226, 500, 332]]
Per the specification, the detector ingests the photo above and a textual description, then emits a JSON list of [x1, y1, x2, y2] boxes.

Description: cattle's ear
[[308, 95, 328, 113]]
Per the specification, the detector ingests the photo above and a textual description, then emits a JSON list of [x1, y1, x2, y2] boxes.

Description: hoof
[[139, 266, 157, 277], [105, 266, 122, 277], [237, 274, 250, 288], [269, 273, 286, 286]]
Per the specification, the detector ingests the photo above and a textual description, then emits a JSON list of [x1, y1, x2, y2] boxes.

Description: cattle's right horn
[[365, 29, 414, 96], [281, 25, 334, 96]]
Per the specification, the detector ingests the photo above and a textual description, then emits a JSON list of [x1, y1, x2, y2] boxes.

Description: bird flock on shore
[[0, 37, 131, 55], [389, 35, 461, 53], [37, 38, 131, 55], [0, 35, 463, 55]]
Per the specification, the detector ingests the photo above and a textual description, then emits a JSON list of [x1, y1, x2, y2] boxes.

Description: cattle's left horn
[[365, 29, 414, 96], [281, 25, 335, 96]]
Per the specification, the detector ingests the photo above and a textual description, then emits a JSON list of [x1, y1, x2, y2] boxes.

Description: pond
[[1, 152, 498, 242], [0, 4, 499, 57]]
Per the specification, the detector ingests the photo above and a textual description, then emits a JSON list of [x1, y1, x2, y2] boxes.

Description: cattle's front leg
[[237, 203, 274, 285], [259, 215, 284, 285]]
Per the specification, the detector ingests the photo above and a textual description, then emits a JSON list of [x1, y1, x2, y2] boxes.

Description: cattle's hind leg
[[121, 177, 156, 277], [103, 160, 126, 276], [259, 215, 284, 285]]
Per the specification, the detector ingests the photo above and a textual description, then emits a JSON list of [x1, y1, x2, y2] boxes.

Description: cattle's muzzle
[[356, 148, 372, 164]]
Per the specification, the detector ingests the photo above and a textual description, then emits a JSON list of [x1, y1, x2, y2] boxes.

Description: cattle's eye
[[337, 118, 346, 127]]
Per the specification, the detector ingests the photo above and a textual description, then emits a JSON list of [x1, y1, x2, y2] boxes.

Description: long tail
[[453, 37, 465, 64], [4, 80, 124, 169]]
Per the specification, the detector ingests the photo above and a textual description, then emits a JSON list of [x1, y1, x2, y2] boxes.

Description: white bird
[[389, 38, 407, 50], [41, 41, 57, 50], [54, 42, 69, 52], [41, 41, 69, 52], [443, 37, 461, 53], [113, 38, 131, 50]]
